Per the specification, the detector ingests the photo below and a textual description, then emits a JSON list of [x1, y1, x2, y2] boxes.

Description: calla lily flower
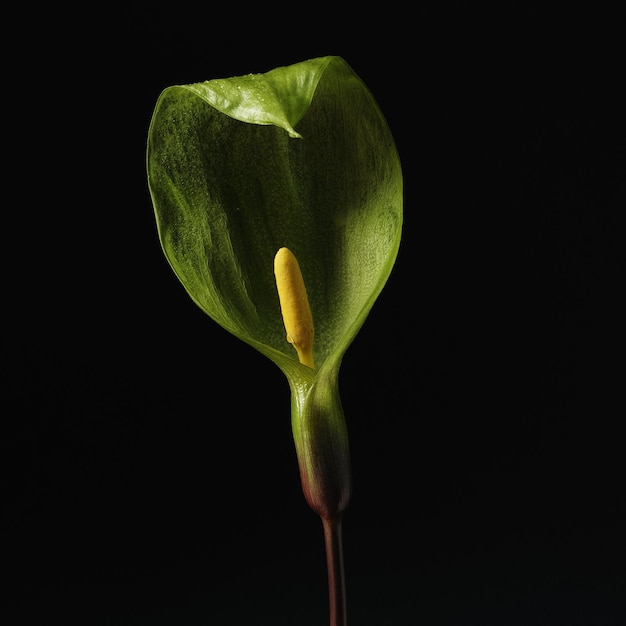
[[146, 55, 402, 623]]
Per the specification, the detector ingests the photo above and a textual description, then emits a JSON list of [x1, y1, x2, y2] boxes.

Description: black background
[[4, 4, 625, 625]]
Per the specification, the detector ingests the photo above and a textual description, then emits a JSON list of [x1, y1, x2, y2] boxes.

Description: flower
[[147, 55, 402, 520]]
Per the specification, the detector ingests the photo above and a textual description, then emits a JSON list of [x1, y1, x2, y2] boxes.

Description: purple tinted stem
[[322, 515, 347, 626]]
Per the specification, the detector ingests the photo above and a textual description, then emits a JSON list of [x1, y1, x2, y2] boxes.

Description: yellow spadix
[[274, 247, 315, 369]]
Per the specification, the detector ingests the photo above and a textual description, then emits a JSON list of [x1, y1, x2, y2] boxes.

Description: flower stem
[[322, 515, 347, 626]]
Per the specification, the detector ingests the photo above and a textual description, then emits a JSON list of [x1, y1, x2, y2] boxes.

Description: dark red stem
[[322, 515, 347, 626]]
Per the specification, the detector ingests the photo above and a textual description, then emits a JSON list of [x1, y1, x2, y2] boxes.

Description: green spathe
[[147, 55, 402, 518]]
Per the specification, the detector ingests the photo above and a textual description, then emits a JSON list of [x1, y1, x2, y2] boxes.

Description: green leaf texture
[[147, 56, 402, 382]]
